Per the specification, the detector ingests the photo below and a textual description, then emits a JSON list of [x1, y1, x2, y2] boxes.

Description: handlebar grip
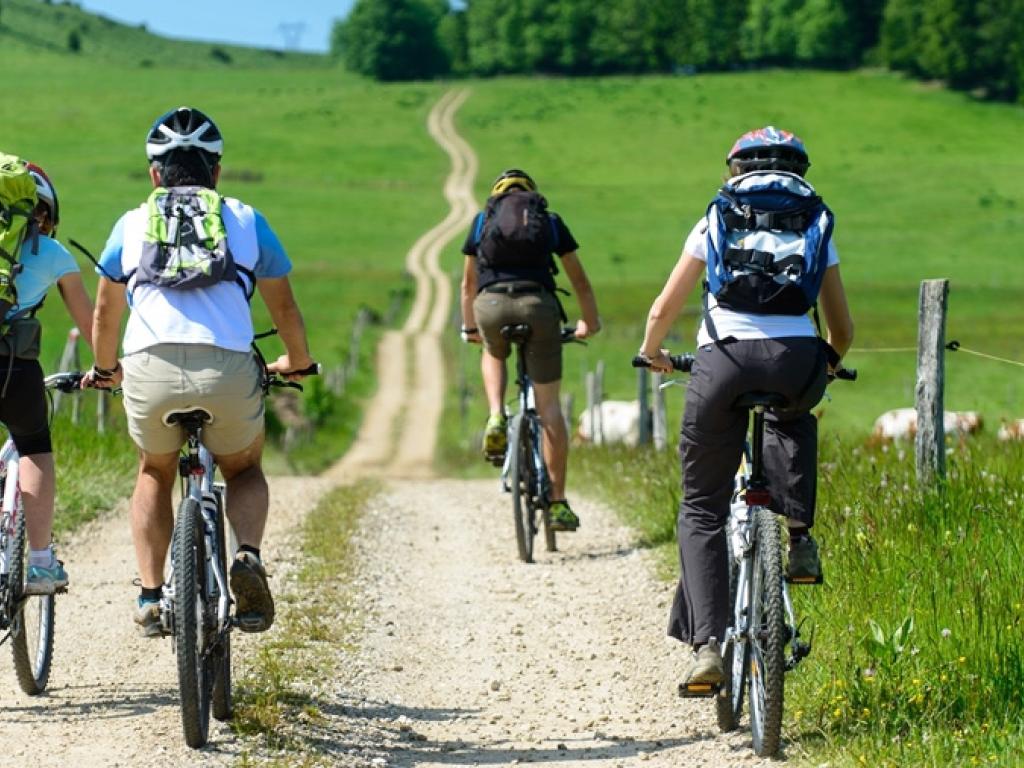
[[631, 354, 695, 373], [834, 367, 857, 381], [277, 363, 321, 377]]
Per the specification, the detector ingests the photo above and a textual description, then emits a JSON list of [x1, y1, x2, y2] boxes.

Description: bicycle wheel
[[172, 497, 213, 747], [10, 511, 55, 695], [747, 509, 786, 757], [211, 491, 232, 721], [716, 539, 745, 731], [509, 413, 535, 563]]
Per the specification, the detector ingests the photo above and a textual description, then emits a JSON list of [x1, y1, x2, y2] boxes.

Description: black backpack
[[475, 190, 558, 272]]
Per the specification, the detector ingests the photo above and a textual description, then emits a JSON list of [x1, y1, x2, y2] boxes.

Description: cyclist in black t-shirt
[[459, 169, 600, 531]]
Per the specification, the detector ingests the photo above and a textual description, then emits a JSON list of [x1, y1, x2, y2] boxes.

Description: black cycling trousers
[[667, 337, 827, 646], [0, 358, 51, 456]]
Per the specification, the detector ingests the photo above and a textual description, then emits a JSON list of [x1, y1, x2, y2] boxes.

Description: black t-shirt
[[462, 210, 579, 292]]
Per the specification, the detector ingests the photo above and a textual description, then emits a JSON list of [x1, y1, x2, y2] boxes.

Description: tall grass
[[574, 436, 1024, 764]]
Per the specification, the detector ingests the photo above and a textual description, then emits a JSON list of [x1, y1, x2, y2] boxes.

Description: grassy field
[[576, 437, 1024, 765], [443, 70, 1024, 449]]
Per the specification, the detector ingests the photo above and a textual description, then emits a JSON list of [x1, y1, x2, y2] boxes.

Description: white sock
[[29, 546, 55, 568]]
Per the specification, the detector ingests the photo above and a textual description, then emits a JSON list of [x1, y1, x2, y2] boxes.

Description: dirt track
[[0, 90, 773, 767]]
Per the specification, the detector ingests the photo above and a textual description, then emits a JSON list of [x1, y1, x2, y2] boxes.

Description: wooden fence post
[[561, 392, 574, 435], [586, 371, 597, 444], [594, 360, 605, 444], [652, 372, 667, 450], [915, 279, 949, 485], [637, 366, 651, 446], [52, 329, 79, 417]]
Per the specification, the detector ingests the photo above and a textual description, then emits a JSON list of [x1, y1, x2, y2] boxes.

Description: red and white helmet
[[25, 162, 59, 227]]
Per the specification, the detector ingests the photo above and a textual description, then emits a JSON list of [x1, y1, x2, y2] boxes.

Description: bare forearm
[[268, 302, 310, 362], [92, 280, 125, 367]]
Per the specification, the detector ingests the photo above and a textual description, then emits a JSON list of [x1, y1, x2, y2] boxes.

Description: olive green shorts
[[473, 286, 563, 384], [121, 344, 264, 455]]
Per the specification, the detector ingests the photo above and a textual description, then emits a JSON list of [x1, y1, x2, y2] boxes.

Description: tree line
[[332, 0, 1024, 104]]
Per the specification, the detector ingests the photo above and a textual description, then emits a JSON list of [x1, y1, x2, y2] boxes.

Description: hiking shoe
[[548, 500, 579, 532], [24, 560, 69, 595], [230, 552, 275, 633], [787, 534, 823, 584], [134, 597, 165, 638], [679, 639, 725, 694], [482, 412, 508, 458]]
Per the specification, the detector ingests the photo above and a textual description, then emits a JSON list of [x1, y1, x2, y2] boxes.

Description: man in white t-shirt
[[637, 127, 854, 689], [85, 107, 315, 637]]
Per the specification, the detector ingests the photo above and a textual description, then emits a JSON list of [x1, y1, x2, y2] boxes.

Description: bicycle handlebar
[[561, 327, 586, 345], [44, 371, 85, 393], [631, 354, 696, 372]]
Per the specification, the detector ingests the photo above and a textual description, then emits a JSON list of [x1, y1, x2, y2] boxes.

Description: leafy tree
[[589, 0, 679, 73], [974, 0, 1024, 98], [741, 0, 802, 65], [437, 8, 469, 74], [681, 0, 747, 70], [879, 0, 924, 73], [918, 0, 977, 87], [796, 0, 856, 66], [840, 0, 887, 61], [332, 0, 448, 81]]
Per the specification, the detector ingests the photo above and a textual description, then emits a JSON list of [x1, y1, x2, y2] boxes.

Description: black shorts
[[0, 359, 51, 456]]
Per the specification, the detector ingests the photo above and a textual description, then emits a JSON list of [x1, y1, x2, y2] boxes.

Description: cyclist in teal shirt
[[1, 163, 93, 594]]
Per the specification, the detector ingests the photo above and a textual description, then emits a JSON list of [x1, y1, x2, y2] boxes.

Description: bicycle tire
[[173, 497, 212, 747], [508, 413, 534, 563], [211, 490, 233, 721], [10, 510, 55, 695], [716, 537, 745, 732], [748, 509, 786, 757]]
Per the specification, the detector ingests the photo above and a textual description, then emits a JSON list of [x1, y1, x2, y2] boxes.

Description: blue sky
[[78, 1, 357, 53]]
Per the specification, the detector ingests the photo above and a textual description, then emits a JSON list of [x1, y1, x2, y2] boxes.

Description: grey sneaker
[[679, 639, 725, 695], [230, 552, 275, 633], [787, 534, 823, 584], [134, 598, 165, 638], [24, 560, 69, 595]]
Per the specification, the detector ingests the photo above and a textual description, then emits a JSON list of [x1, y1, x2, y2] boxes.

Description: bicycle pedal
[[785, 574, 824, 585], [485, 452, 505, 466], [677, 681, 721, 698], [55, 586, 68, 595]]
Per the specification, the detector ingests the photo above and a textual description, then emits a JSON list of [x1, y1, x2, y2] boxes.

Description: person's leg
[[481, 350, 507, 417], [532, 380, 567, 500], [131, 450, 179, 590], [20, 452, 55, 550], [215, 433, 268, 549]]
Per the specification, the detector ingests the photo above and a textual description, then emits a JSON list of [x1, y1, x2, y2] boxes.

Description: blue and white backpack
[[704, 170, 833, 316]]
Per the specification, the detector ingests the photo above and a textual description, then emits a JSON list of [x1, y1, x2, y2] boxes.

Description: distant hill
[[0, 0, 324, 68]]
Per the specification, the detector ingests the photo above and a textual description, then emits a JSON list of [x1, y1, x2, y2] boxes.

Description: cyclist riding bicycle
[[0, 160, 94, 595], [636, 127, 854, 687], [459, 169, 600, 532], [83, 107, 315, 637]]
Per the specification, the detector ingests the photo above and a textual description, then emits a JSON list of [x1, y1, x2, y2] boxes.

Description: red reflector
[[745, 489, 771, 506], [191, 467, 205, 476]]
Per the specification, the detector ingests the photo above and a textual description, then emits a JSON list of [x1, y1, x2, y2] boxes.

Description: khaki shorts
[[122, 344, 264, 455], [473, 285, 563, 384]]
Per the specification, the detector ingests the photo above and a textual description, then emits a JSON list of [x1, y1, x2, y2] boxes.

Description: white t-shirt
[[683, 219, 840, 347]]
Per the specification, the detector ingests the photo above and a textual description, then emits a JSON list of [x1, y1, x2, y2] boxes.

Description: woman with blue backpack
[[635, 127, 854, 687]]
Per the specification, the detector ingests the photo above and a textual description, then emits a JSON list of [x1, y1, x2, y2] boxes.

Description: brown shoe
[[230, 552, 275, 633]]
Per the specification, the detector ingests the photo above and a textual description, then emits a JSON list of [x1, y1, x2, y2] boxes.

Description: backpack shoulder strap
[[471, 211, 486, 248]]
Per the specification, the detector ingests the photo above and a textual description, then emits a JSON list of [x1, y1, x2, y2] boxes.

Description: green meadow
[[445, 70, 1024, 446]]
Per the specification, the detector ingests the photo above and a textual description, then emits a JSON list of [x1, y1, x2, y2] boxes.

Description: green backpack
[[0, 155, 37, 324]]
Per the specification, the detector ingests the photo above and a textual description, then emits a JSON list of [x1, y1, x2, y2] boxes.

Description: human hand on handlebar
[[574, 318, 600, 340], [81, 362, 123, 390], [639, 349, 675, 374], [267, 354, 318, 382]]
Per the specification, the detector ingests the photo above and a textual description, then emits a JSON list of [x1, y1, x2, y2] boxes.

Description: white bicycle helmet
[[145, 106, 223, 162]]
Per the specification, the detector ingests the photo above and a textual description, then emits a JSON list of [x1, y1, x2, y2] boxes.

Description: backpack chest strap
[[725, 248, 804, 274], [723, 209, 813, 231]]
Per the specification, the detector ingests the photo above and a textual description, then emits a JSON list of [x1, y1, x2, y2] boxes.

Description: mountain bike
[[0, 371, 83, 695], [500, 325, 579, 563], [157, 338, 318, 748], [632, 351, 854, 757]]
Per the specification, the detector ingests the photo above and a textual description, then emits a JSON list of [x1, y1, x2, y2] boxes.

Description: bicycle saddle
[[733, 391, 789, 410], [500, 323, 532, 344], [163, 408, 214, 429]]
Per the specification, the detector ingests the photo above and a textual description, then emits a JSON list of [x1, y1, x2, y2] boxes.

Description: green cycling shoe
[[548, 500, 579, 532]]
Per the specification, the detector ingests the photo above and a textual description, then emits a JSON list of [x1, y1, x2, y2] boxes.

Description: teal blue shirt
[[5, 236, 79, 320]]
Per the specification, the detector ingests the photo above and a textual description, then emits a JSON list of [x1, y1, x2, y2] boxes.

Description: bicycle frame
[[500, 346, 549, 505], [0, 440, 21, 629], [162, 425, 231, 639]]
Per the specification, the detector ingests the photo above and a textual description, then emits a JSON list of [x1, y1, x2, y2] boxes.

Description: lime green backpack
[[0, 155, 37, 324]]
